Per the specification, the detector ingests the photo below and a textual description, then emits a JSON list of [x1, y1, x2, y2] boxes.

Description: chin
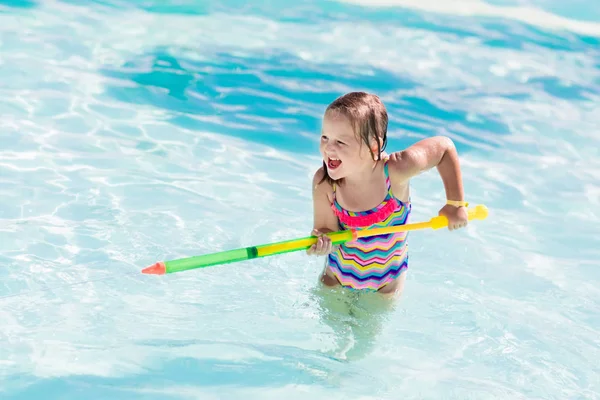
[[326, 167, 343, 180]]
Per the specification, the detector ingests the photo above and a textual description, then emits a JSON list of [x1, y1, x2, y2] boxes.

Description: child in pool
[[307, 91, 468, 296]]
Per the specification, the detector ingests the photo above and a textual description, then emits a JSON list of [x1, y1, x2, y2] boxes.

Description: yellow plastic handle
[[429, 204, 489, 230]]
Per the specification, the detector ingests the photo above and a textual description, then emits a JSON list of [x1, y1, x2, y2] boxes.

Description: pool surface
[[1, 0, 599, 399]]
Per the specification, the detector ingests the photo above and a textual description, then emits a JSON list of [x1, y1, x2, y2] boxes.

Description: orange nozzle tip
[[142, 261, 166, 275]]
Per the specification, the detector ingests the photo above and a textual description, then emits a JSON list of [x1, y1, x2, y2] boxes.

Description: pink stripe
[[331, 198, 400, 228]]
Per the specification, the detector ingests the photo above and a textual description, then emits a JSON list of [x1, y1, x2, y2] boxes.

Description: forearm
[[436, 138, 465, 201]]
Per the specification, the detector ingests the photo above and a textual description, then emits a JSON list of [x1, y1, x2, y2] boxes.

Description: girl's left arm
[[388, 136, 468, 230]]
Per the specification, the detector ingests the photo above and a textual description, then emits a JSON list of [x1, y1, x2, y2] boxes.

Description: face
[[319, 111, 375, 180]]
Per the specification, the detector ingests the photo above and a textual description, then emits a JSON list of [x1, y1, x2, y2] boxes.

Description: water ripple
[[1, 1, 599, 399]]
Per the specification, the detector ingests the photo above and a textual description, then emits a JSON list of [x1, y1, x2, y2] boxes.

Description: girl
[[307, 92, 469, 296]]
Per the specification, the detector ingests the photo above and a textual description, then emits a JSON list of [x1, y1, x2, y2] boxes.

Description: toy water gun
[[142, 204, 489, 275]]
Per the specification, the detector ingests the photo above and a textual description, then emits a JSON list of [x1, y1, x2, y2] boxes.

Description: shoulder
[[312, 166, 334, 202], [312, 165, 327, 184], [385, 150, 420, 183], [385, 136, 452, 181]]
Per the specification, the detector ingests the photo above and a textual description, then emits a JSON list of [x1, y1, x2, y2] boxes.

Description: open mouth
[[327, 157, 342, 170]]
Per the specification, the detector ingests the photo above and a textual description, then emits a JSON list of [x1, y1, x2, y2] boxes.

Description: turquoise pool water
[[1, 0, 599, 398]]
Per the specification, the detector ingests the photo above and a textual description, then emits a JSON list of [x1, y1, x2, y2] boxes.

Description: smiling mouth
[[327, 157, 342, 169]]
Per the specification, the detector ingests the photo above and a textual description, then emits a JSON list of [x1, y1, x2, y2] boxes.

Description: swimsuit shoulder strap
[[383, 156, 393, 195], [383, 155, 410, 206]]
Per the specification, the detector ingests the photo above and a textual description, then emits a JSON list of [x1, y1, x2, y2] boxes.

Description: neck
[[342, 159, 383, 189]]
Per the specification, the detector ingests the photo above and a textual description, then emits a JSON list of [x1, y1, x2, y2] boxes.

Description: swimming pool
[[1, 0, 599, 398]]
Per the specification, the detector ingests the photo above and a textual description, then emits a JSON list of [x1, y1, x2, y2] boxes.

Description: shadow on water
[[326, 3, 600, 53], [527, 76, 596, 100], [4, 289, 398, 398], [100, 48, 510, 154], [0, 0, 36, 8], [57, 0, 600, 52], [5, 340, 351, 400], [23, 1, 591, 153], [57, 0, 211, 15], [6, 0, 599, 53]]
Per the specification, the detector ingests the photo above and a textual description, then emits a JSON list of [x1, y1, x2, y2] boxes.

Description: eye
[[336, 140, 345, 145]]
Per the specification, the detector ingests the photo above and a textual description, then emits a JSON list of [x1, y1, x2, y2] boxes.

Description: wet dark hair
[[319, 91, 388, 185]]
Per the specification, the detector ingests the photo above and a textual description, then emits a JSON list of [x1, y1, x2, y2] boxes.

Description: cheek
[[344, 144, 361, 157], [358, 144, 374, 159], [319, 141, 327, 153], [341, 148, 362, 164]]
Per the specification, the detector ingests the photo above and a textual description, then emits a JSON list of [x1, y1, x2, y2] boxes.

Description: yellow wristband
[[446, 200, 469, 208]]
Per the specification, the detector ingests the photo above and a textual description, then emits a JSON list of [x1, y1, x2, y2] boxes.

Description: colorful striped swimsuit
[[325, 160, 411, 291]]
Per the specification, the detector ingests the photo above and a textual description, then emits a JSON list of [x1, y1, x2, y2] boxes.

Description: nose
[[323, 141, 336, 154]]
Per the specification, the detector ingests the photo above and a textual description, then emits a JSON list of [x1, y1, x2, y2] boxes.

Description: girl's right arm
[[307, 167, 339, 256]]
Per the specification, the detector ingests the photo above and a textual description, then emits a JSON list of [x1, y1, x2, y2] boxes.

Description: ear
[[370, 136, 383, 159]]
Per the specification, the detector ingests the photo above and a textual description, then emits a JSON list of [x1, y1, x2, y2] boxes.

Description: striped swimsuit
[[326, 160, 411, 291]]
